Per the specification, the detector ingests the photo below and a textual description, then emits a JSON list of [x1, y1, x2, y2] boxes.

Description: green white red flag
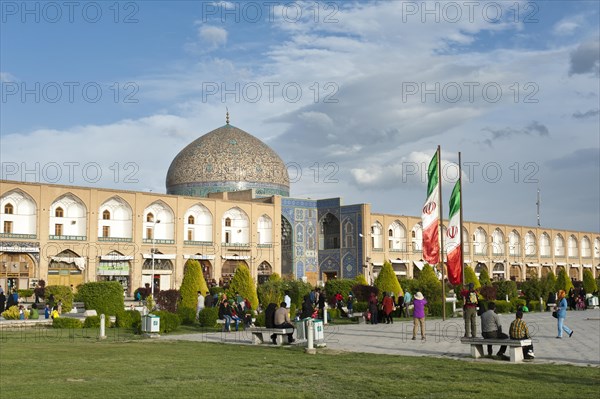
[[421, 151, 440, 265], [446, 180, 462, 285]]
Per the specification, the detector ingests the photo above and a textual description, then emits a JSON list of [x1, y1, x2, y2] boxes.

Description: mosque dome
[[166, 122, 290, 197]]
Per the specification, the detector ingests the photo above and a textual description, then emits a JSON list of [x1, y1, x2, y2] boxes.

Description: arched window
[[188, 215, 195, 225], [102, 210, 111, 220], [225, 217, 232, 227], [4, 203, 13, 214], [55, 207, 64, 217], [146, 213, 154, 222], [371, 222, 383, 249]]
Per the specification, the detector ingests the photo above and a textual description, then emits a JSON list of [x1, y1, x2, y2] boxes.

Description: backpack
[[466, 290, 478, 305]]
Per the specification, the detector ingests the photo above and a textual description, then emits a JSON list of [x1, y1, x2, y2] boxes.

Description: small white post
[[305, 319, 316, 354], [100, 314, 106, 340], [323, 303, 328, 325], [505, 294, 509, 302], [539, 296, 544, 312]]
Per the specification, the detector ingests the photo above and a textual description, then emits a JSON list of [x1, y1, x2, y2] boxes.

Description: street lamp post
[[151, 219, 161, 297]]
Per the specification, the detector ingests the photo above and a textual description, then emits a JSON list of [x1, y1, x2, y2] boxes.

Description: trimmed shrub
[[197, 307, 218, 327], [76, 281, 124, 316], [281, 279, 313, 309], [417, 264, 442, 303], [17, 289, 34, 299], [375, 261, 403, 299], [583, 269, 597, 295], [268, 273, 281, 282], [352, 284, 378, 302], [493, 280, 518, 301], [52, 317, 83, 329], [177, 307, 197, 325], [464, 266, 480, 289], [325, 279, 356, 301], [229, 263, 259, 310], [353, 301, 368, 313], [180, 260, 208, 309], [328, 308, 340, 319], [45, 285, 74, 312], [1, 305, 19, 320], [209, 286, 224, 296], [254, 312, 265, 327], [555, 268, 574, 293], [152, 311, 181, 333], [541, 271, 557, 299], [528, 300, 541, 312], [116, 310, 140, 329], [494, 300, 511, 313], [510, 298, 527, 312], [156, 289, 180, 313], [425, 302, 454, 317], [83, 316, 101, 328], [479, 285, 497, 301]]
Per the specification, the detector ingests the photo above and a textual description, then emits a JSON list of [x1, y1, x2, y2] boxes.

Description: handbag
[[552, 311, 558, 319]]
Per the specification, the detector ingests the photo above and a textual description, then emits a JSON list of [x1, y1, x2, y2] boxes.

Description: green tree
[[417, 264, 442, 303], [541, 270, 557, 298], [179, 259, 207, 310], [355, 273, 368, 286], [520, 276, 542, 302], [257, 280, 282, 307], [463, 266, 480, 290], [478, 268, 491, 286], [555, 268, 574, 293], [374, 261, 402, 299], [268, 273, 281, 282], [229, 263, 259, 309], [479, 267, 492, 286], [582, 269, 597, 294]]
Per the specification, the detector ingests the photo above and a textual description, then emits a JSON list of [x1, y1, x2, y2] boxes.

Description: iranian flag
[[446, 180, 462, 285], [421, 151, 440, 265]]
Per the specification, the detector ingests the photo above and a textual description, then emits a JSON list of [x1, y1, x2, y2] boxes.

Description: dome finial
[[226, 107, 230, 125]]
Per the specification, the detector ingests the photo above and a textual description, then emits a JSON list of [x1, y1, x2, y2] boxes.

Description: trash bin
[[142, 314, 160, 333], [313, 319, 324, 341], [295, 319, 306, 340]]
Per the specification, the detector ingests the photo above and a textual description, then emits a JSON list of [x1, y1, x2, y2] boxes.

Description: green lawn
[[1, 328, 599, 399]]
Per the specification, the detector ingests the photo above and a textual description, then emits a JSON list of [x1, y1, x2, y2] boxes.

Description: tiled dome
[[166, 124, 290, 197]]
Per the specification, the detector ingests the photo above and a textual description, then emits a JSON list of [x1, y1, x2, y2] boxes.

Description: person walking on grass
[[412, 292, 427, 341], [555, 289, 574, 339]]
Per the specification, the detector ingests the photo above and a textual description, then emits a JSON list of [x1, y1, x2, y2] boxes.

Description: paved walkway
[[159, 310, 600, 367]]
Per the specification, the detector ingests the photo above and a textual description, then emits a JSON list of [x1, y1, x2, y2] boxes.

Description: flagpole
[[459, 152, 464, 286], [437, 145, 446, 321]]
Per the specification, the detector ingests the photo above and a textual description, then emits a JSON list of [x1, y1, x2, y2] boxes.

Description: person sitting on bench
[[480, 301, 509, 361], [509, 310, 535, 360], [273, 302, 295, 344]]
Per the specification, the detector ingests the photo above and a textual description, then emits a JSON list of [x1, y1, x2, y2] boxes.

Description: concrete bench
[[460, 337, 532, 363], [247, 327, 294, 345]]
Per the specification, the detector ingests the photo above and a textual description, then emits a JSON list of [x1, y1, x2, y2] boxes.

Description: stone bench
[[247, 327, 294, 345], [460, 337, 532, 363]]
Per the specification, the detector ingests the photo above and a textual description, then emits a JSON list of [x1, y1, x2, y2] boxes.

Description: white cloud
[[0, 72, 16, 82], [553, 15, 584, 36], [198, 25, 228, 48]]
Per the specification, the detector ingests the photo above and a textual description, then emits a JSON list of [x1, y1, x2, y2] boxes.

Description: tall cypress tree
[[230, 263, 259, 310]]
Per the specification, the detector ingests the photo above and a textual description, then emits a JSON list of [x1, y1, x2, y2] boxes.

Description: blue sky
[[1, 0, 599, 232]]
